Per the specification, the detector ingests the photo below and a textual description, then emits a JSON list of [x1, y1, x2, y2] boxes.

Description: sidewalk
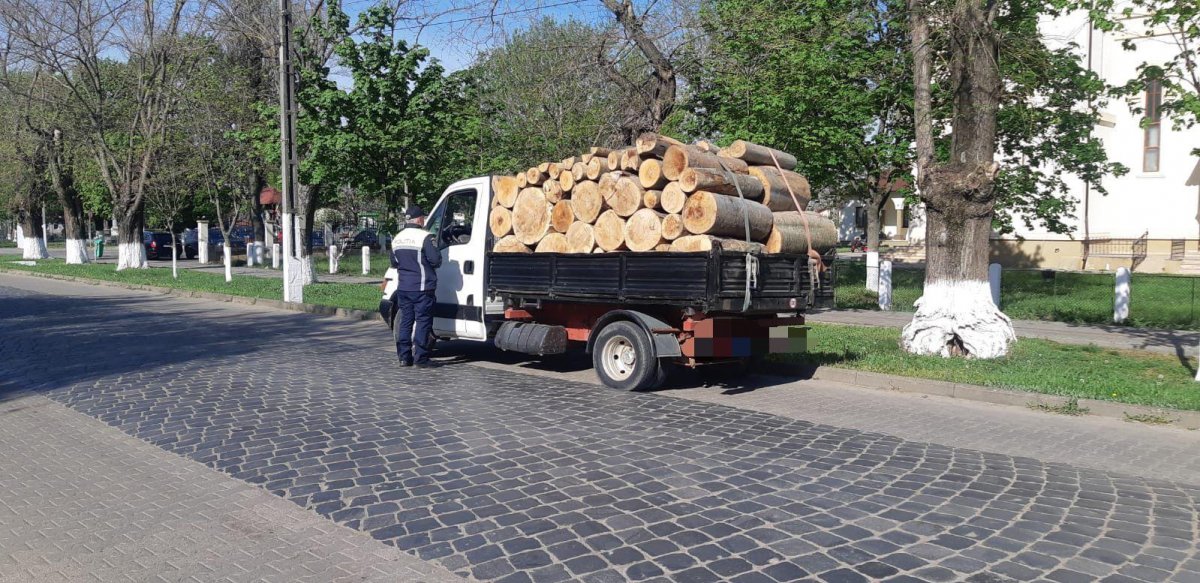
[[808, 308, 1198, 356]]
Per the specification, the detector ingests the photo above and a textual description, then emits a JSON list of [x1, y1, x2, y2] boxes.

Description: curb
[[762, 362, 1200, 430], [5, 267, 1198, 430]]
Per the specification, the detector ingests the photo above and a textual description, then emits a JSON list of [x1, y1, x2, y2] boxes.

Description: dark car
[[228, 225, 253, 250], [342, 228, 381, 251], [143, 231, 180, 260], [274, 229, 326, 249], [181, 228, 198, 259]]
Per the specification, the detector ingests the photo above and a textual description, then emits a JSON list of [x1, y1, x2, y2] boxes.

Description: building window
[[1144, 79, 1162, 173]]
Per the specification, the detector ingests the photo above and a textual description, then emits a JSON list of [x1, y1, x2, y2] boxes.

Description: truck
[[381, 176, 834, 390]]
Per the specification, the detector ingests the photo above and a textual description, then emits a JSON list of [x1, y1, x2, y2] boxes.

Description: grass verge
[[1, 258, 383, 312], [5, 258, 1197, 411], [777, 323, 1200, 411], [834, 261, 1200, 330]]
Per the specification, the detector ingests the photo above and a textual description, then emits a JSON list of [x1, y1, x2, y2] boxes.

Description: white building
[[839, 10, 1200, 273]]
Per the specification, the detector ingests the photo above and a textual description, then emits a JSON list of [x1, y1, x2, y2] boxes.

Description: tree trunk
[[718, 140, 797, 169], [534, 233, 568, 252], [493, 235, 532, 253], [765, 212, 839, 254], [679, 168, 764, 199], [571, 181, 603, 224], [624, 208, 666, 252], [748, 167, 811, 212], [493, 175, 520, 208], [566, 221, 595, 253], [901, 0, 1014, 358], [663, 145, 748, 181], [490, 206, 513, 238], [512, 188, 552, 245], [115, 206, 147, 270], [866, 199, 883, 252], [18, 207, 49, 260], [46, 142, 89, 264], [593, 210, 627, 251], [669, 235, 765, 253]]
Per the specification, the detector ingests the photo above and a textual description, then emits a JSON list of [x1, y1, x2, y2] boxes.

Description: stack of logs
[[489, 134, 837, 255]]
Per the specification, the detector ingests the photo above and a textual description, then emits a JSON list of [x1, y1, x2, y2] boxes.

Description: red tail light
[[151, 241, 157, 248]]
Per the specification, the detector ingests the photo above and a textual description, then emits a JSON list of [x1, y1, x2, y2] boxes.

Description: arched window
[[1144, 79, 1162, 173]]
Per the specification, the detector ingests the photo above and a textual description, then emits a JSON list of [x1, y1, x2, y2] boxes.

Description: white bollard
[[1114, 267, 1130, 324], [329, 245, 338, 274], [223, 245, 232, 283], [197, 220, 209, 264], [246, 241, 256, 267], [989, 263, 1002, 308], [878, 260, 893, 311], [272, 243, 280, 269], [362, 245, 370, 275], [866, 251, 880, 292]]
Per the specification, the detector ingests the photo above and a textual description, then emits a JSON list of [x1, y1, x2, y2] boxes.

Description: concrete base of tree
[[901, 280, 1016, 359]]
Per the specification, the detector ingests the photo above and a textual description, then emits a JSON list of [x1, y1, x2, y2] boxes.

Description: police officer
[[390, 205, 442, 368]]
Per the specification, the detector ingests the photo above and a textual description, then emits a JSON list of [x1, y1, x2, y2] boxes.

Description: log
[[679, 167, 765, 199], [764, 211, 838, 254], [694, 139, 716, 153], [585, 156, 608, 180], [635, 132, 685, 158], [748, 166, 812, 212], [606, 150, 622, 170], [661, 213, 684, 241], [660, 182, 688, 214], [624, 208, 667, 252], [643, 189, 662, 210], [516, 172, 528, 188], [566, 221, 595, 253], [493, 235, 532, 253], [662, 145, 748, 181], [571, 180, 604, 224], [537, 162, 561, 178], [593, 210, 627, 251], [572, 162, 586, 181], [561, 156, 577, 168], [543, 178, 563, 203], [609, 176, 644, 217], [621, 148, 641, 172], [512, 188, 552, 245], [581, 153, 595, 164], [493, 175, 521, 209], [535, 233, 568, 253], [551, 200, 574, 233], [654, 243, 673, 251], [638, 159, 670, 189], [719, 140, 798, 170], [682, 191, 774, 240], [558, 168, 575, 193], [593, 247, 606, 254], [525, 167, 546, 186], [489, 206, 513, 238], [590, 146, 614, 156], [598, 171, 624, 197], [669, 235, 766, 254]]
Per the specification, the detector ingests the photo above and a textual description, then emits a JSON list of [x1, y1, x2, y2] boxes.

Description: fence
[[832, 260, 1200, 330]]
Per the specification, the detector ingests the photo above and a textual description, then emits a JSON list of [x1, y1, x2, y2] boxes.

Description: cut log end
[[493, 235, 532, 253]]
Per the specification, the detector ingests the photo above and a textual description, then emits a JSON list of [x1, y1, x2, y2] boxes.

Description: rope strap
[[713, 155, 757, 313], [766, 149, 825, 272]]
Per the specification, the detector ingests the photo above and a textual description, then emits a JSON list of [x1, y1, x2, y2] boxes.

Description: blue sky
[[340, 0, 612, 72]]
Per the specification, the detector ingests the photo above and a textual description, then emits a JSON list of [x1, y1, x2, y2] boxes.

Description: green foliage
[[991, 1, 1128, 234], [294, 2, 481, 213], [687, 0, 913, 203], [466, 18, 627, 171]]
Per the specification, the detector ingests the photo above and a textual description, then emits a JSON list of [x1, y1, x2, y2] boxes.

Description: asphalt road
[[2, 272, 1199, 583]]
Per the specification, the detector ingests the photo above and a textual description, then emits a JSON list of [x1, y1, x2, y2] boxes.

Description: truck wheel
[[593, 320, 666, 391]]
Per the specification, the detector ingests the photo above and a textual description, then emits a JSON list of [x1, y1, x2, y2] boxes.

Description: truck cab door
[[426, 178, 490, 341]]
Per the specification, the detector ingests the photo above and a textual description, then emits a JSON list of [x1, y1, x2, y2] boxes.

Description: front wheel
[[592, 320, 667, 391]]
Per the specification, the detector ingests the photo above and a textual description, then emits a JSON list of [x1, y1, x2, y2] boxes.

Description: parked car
[[143, 231, 179, 260], [228, 225, 253, 250], [274, 229, 326, 249], [341, 228, 381, 251]]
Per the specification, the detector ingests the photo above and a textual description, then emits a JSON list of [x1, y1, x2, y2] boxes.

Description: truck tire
[[592, 320, 667, 391]]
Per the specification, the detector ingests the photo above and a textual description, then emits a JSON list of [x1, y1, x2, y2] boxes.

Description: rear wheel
[[592, 320, 667, 391]]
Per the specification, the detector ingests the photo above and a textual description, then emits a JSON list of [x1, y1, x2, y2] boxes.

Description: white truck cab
[[381, 177, 501, 342]]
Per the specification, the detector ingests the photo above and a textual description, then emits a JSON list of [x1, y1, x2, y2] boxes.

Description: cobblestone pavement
[[0, 394, 463, 583], [3, 275, 1200, 582]]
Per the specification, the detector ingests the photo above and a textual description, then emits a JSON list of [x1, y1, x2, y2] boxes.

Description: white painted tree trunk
[[171, 236, 178, 279], [297, 254, 316, 284], [223, 244, 233, 283], [21, 236, 49, 260], [116, 242, 147, 270], [65, 238, 90, 264], [15, 225, 24, 249], [901, 280, 1016, 359]]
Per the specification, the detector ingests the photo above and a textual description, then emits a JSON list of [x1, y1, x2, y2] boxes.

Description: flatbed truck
[[382, 176, 833, 390]]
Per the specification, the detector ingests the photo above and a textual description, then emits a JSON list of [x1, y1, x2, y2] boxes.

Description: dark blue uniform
[[391, 223, 442, 365]]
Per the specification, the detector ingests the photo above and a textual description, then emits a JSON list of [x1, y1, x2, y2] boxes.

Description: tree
[[689, 0, 914, 252], [0, 0, 206, 269], [902, 0, 1014, 358]]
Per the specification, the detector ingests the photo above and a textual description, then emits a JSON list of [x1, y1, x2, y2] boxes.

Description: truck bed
[[488, 250, 834, 315]]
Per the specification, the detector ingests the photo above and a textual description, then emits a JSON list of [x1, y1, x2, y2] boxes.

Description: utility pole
[[278, 0, 302, 302]]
